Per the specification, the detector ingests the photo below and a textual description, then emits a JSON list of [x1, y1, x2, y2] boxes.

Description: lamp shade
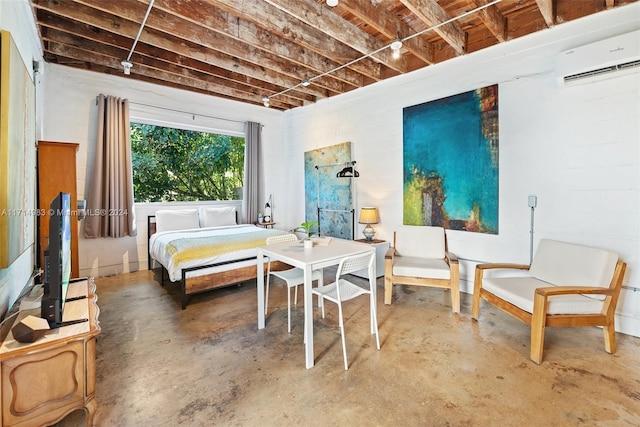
[[358, 207, 379, 224]]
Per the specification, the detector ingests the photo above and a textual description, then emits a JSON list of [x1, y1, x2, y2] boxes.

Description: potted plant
[[295, 221, 318, 248]]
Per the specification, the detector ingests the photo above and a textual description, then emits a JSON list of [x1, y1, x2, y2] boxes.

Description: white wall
[[0, 0, 43, 316], [279, 4, 640, 336], [40, 65, 285, 278]]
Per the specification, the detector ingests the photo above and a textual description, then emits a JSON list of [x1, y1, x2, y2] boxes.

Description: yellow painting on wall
[[0, 30, 37, 268]]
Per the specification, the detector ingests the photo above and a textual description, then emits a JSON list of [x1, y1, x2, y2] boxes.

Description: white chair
[[384, 225, 460, 313], [472, 239, 627, 363], [312, 251, 380, 370], [265, 234, 323, 333]]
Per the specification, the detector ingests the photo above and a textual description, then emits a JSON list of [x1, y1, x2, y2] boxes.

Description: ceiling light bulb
[[262, 97, 270, 107], [390, 40, 403, 59], [326, 0, 338, 6], [120, 60, 133, 75], [302, 79, 311, 87]]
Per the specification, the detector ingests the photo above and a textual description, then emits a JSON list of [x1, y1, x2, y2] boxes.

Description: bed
[[148, 206, 289, 308]]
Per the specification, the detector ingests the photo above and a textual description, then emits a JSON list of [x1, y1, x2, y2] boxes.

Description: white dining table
[[257, 238, 376, 369]]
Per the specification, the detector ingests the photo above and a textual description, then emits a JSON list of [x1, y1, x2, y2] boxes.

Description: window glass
[[130, 123, 245, 202]]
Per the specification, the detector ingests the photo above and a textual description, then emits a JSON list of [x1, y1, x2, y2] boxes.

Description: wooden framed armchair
[[384, 225, 460, 313], [472, 239, 627, 364]]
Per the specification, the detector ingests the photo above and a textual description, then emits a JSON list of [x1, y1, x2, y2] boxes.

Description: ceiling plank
[[204, 0, 384, 81], [45, 42, 300, 109], [399, 0, 467, 54], [129, 0, 368, 91], [33, 0, 343, 99], [264, 0, 408, 73], [39, 21, 317, 104], [337, 0, 433, 65]]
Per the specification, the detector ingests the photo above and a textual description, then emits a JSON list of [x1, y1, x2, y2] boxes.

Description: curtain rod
[[96, 97, 248, 125]]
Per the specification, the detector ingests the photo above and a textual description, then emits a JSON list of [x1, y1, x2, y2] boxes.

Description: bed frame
[[147, 215, 289, 309]]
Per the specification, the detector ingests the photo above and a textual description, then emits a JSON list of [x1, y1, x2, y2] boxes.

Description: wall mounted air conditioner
[[556, 30, 640, 87]]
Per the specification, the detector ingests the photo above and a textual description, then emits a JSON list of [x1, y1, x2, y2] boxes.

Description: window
[[130, 123, 245, 202]]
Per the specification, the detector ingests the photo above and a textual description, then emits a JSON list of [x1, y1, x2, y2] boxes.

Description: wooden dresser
[[37, 141, 79, 278], [0, 278, 100, 426]]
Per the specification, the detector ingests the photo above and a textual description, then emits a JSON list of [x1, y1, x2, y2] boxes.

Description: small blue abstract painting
[[304, 142, 354, 239], [403, 85, 499, 234]]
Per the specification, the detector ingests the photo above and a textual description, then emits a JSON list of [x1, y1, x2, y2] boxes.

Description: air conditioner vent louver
[[557, 31, 639, 87], [563, 59, 640, 83]]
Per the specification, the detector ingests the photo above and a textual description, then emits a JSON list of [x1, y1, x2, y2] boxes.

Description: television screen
[[41, 192, 72, 326], [60, 192, 72, 310]]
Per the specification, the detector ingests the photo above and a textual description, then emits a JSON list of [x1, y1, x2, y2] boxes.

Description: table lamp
[[358, 207, 379, 241]]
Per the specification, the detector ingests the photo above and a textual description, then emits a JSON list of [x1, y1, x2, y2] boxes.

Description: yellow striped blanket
[[165, 227, 287, 266]]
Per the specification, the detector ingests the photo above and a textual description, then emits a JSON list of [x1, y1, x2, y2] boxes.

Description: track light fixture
[[390, 40, 403, 59], [302, 79, 311, 87], [120, 0, 155, 77], [326, 0, 338, 6], [263, 97, 270, 107], [121, 60, 133, 75]]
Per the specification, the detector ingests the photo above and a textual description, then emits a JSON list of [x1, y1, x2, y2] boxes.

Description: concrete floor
[[57, 269, 640, 426]]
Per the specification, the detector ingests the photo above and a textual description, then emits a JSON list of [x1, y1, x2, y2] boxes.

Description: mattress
[[149, 224, 288, 281]]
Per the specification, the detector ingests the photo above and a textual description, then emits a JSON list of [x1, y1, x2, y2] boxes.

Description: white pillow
[[200, 206, 237, 228], [155, 209, 200, 233]]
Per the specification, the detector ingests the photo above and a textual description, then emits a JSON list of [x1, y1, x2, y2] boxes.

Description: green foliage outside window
[[130, 123, 245, 202]]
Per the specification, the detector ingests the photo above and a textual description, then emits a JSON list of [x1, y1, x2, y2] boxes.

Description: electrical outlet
[[528, 195, 537, 208]]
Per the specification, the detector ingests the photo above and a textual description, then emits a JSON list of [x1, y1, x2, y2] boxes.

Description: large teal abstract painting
[[304, 142, 354, 239], [403, 85, 499, 234]]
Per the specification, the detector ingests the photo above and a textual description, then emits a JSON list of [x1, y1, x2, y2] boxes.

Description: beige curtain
[[84, 94, 136, 238]]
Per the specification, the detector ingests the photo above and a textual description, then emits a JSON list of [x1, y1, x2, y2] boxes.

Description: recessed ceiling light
[[326, 0, 338, 7]]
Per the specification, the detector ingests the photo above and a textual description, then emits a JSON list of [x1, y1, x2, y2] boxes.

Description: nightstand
[[352, 239, 389, 279], [255, 222, 276, 229]]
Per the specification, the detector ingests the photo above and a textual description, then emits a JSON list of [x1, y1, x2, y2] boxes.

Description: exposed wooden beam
[[264, 0, 408, 73], [535, 0, 555, 27], [471, 0, 507, 43], [204, 0, 384, 81], [133, 0, 368, 90], [34, 0, 325, 97], [335, 0, 433, 65], [39, 22, 317, 105], [34, 0, 346, 100], [399, 0, 467, 54], [45, 42, 300, 109]]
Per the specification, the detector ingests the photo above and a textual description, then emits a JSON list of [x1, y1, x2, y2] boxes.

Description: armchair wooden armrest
[[384, 247, 396, 260], [472, 263, 531, 320], [476, 263, 531, 271], [445, 251, 458, 265], [535, 286, 614, 297]]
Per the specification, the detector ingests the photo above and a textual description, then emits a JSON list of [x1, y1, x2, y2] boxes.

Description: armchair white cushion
[[384, 225, 460, 313], [472, 239, 626, 364]]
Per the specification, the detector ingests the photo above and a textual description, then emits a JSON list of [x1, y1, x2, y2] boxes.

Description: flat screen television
[[41, 192, 76, 327]]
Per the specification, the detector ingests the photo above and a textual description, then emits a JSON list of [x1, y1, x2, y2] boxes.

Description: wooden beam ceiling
[[30, 0, 637, 110]]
